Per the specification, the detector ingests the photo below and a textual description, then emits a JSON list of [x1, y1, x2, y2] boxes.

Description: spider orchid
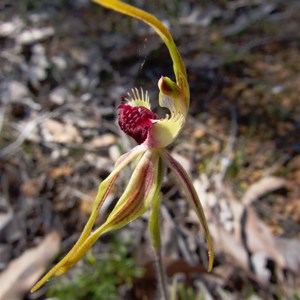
[[31, 0, 214, 293]]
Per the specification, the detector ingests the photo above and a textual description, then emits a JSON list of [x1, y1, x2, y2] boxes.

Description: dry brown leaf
[[245, 208, 285, 268], [0, 231, 61, 300], [276, 237, 300, 275], [48, 166, 73, 179], [210, 223, 249, 271], [20, 178, 41, 198], [42, 119, 82, 144], [195, 174, 294, 283], [141, 257, 206, 281], [242, 176, 289, 205], [193, 128, 206, 139], [85, 134, 116, 149], [79, 190, 98, 215]]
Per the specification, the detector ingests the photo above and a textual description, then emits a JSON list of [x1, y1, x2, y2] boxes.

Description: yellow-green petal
[[148, 156, 165, 250], [145, 113, 185, 149]]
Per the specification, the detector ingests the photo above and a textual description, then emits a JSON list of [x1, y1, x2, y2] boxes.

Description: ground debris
[[0, 0, 299, 299]]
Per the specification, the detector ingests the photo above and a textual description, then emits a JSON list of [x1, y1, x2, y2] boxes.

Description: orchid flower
[[31, 0, 214, 293]]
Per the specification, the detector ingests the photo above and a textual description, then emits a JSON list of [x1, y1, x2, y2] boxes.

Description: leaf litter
[[0, 0, 299, 299]]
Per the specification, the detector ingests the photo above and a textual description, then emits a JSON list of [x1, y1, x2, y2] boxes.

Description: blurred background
[[0, 0, 299, 299]]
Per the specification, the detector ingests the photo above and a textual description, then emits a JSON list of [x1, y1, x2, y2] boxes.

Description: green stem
[[148, 157, 168, 299]]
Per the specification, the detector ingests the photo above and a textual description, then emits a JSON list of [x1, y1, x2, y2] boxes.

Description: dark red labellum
[[117, 103, 158, 144]]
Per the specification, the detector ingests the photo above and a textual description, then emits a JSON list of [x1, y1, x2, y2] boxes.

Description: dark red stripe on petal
[[96, 149, 141, 211], [107, 151, 159, 228], [96, 175, 117, 210], [166, 152, 207, 223], [112, 158, 151, 222], [166, 153, 198, 205]]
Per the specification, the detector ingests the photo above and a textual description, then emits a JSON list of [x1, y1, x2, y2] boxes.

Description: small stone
[[0, 21, 17, 37], [51, 55, 67, 70], [0, 244, 12, 271], [17, 27, 54, 45], [86, 134, 116, 149], [0, 212, 13, 241], [6, 81, 29, 102], [193, 128, 206, 139], [42, 119, 83, 144], [109, 145, 122, 162], [49, 87, 69, 105]]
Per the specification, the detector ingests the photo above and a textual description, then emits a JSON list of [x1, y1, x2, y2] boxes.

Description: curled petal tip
[[158, 76, 179, 97]]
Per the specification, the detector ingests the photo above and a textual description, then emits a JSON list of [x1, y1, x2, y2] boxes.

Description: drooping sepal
[[164, 151, 214, 272], [31, 145, 147, 293], [56, 150, 160, 274]]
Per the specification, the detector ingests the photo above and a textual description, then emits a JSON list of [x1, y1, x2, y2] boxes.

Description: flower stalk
[[31, 0, 214, 294]]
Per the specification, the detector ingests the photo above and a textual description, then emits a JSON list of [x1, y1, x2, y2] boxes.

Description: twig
[[0, 111, 54, 159], [218, 107, 237, 184], [188, 116, 225, 142], [210, 106, 237, 191], [221, 3, 276, 37], [161, 204, 196, 265], [0, 105, 6, 135], [153, 247, 168, 300]]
